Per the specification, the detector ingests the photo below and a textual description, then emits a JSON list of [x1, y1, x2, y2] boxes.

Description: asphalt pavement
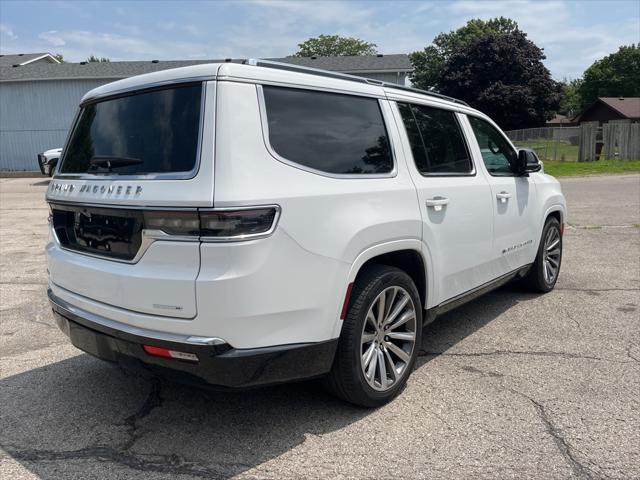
[[1, 174, 638, 479]]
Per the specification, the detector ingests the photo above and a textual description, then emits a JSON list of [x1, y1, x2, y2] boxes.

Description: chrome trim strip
[[48, 288, 227, 346], [55, 81, 208, 181], [46, 200, 199, 210], [256, 84, 398, 180]]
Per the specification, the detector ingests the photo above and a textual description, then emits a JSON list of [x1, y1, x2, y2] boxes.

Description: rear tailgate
[[47, 235, 200, 319], [46, 78, 217, 319]]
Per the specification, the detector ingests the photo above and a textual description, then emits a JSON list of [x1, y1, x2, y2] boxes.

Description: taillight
[[142, 206, 279, 241], [143, 210, 200, 236], [199, 207, 278, 240]]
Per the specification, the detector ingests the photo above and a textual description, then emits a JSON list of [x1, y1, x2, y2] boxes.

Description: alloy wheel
[[543, 226, 561, 284], [360, 286, 417, 392]]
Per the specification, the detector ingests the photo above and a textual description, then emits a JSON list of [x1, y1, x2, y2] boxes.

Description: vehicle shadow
[[30, 180, 50, 186], [417, 283, 535, 367], [1, 284, 536, 479]]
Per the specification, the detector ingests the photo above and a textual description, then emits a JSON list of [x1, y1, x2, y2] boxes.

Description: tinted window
[[262, 86, 393, 175], [468, 116, 517, 175], [398, 103, 472, 174], [60, 84, 202, 175]]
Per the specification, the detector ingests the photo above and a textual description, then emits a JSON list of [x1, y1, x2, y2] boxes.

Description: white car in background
[[37, 147, 62, 176]]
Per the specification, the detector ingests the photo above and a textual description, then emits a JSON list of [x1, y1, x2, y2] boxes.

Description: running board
[[424, 264, 532, 325]]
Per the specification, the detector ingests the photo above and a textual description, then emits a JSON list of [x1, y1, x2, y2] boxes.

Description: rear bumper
[[49, 289, 338, 388]]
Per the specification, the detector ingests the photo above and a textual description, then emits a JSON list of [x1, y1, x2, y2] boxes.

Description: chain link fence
[[505, 127, 581, 162]]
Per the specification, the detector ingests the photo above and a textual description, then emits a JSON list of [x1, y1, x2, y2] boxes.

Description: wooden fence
[[578, 121, 639, 161]]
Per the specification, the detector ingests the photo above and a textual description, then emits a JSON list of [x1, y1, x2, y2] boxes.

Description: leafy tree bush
[[86, 55, 110, 63], [578, 45, 639, 109], [293, 35, 377, 57], [558, 78, 583, 117], [409, 17, 519, 90], [438, 31, 562, 130]]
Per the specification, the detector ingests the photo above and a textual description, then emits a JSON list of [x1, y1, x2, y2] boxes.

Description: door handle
[[496, 191, 512, 203], [426, 196, 449, 212]]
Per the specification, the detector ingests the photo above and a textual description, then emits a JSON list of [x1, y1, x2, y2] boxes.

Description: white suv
[[45, 60, 566, 407]]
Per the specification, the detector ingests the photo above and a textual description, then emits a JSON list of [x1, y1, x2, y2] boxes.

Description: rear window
[[59, 83, 202, 176], [262, 86, 393, 175]]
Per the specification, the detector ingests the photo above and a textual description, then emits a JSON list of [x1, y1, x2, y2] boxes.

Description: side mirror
[[517, 149, 542, 174], [47, 158, 59, 177]]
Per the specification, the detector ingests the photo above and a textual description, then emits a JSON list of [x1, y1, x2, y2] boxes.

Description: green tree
[[293, 34, 377, 57], [578, 44, 640, 109], [86, 55, 110, 63], [439, 31, 562, 130], [558, 78, 583, 117], [410, 17, 519, 90], [53, 53, 65, 63]]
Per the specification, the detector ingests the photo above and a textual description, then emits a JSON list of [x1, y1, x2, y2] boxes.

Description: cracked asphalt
[[1, 174, 639, 479]]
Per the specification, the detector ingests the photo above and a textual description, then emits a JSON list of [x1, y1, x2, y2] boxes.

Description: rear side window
[[262, 86, 393, 175], [397, 103, 472, 175], [60, 83, 202, 176]]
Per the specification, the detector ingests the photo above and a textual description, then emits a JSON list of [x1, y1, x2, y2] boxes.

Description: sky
[[0, 0, 638, 80]]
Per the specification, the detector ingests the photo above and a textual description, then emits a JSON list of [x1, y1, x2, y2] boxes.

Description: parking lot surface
[[1, 174, 639, 479]]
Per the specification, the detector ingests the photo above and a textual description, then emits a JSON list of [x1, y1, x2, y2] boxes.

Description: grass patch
[[543, 160, 640, 177]]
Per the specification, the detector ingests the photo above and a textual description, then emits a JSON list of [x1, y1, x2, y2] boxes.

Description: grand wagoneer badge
[[49, 182, 142, 196]]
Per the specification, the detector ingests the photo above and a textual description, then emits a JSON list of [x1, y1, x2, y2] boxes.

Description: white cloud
[[249, 0, 374, 26], [34, 29, 213, 61], [183, 25, 201, 36], [39, 31, 66, 46], [158, 21, 177, 30], [0, 23, 18, 40]]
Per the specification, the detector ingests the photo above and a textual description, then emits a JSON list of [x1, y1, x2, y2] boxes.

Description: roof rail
[[243, 58, 469, 107]]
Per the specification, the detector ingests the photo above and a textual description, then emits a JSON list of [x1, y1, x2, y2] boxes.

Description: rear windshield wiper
[[89, 155, 144, 172]]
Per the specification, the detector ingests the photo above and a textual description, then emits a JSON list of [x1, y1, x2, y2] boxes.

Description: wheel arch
[[332, 240, 430, 339], [546, 209, 562, 224], [533, 203, 566, 253], [541, 204, 566, 234]]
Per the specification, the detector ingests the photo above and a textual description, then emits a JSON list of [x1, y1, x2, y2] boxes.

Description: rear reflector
[[143, 345, 199, 363], [560, 223, 565, 237], [340, 282, 354, 320]]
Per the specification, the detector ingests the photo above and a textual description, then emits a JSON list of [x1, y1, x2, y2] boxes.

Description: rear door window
[[262, 86, 393, 175], [59, 83, 203, 176], [397, 102, 472, 175]]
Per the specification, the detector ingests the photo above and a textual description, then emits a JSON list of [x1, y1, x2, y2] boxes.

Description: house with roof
[[0, 52, 61, 67], [545, 114, 578, 127], [573, 97, 640, 125], [0, 53, 412, 171]]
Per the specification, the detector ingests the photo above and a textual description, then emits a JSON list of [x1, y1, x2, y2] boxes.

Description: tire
[[523, 217, 562, 293], [324, 265, 422, 407]]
